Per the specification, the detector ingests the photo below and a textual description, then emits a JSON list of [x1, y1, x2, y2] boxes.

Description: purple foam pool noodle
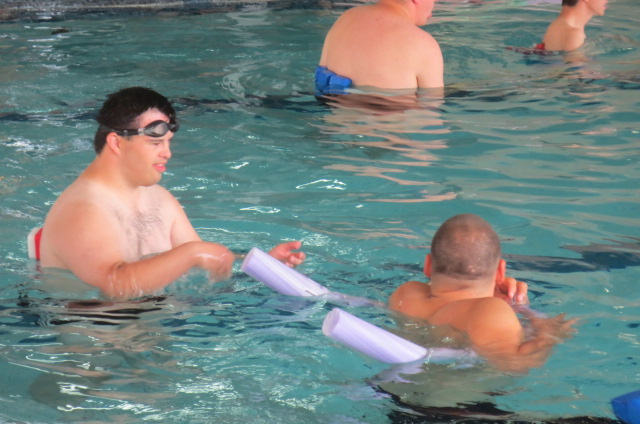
[[241, 247, 330, 297], [322, 308, 428, 364]]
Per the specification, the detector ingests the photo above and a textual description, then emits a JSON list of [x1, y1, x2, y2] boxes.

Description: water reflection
[[315, 92, 457, 203], [9, 294, 189, 417]]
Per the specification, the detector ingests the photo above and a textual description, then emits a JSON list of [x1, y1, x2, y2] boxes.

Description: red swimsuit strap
[[34, 227, 43, 260]]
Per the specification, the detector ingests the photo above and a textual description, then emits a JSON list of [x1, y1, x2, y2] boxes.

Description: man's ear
[[105, 132, 122, 155], [494, 259, 506, 283], [424, 253, 433, 278]]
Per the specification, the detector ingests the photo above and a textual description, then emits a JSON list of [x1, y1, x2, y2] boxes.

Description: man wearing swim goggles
[[38, 86, 305, 299]]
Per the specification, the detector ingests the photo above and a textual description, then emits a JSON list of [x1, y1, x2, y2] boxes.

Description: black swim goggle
[[100, 120, 180, 138]]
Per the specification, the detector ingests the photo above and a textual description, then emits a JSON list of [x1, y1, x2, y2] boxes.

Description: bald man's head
[[430, 214, 501, 280]]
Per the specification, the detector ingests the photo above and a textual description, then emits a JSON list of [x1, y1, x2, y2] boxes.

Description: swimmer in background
[[389, 214, 576, 373], [539, 0, 608, 51], [317, 0, 444, 94], [39, 87, 304, 300]]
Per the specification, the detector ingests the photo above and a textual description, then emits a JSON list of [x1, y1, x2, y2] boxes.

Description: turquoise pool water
[[0, 0, 638, 422]]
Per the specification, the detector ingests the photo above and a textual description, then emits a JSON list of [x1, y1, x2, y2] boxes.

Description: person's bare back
[[319, 0, 443, 90], [389, 279, 523, 350]]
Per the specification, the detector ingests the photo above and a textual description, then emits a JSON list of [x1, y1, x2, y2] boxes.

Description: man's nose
[[161, 140, 172, 159]]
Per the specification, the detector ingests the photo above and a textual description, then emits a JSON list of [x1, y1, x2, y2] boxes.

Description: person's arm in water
[[415, 30, 444, 89], [44, 193, 304, 299], [461, 298, 577, 373]]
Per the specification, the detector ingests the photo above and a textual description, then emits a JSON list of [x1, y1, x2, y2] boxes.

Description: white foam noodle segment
[[241, 248, 385, 307], [28, 227, 41, 259], [323, 308, 480, 365], [322, 308, 428, 364], [241, 247, 330, 297]]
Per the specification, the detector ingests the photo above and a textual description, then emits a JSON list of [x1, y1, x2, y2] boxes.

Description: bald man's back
[[318, 0, 444, 90]]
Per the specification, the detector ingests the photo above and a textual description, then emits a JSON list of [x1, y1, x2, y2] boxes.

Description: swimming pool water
[[0, 0, 638, 422]]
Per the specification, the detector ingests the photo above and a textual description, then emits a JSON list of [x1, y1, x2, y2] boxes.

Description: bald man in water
[[389, 214, 575, 373], [39, 87, 304, 300], [540, 0, 608, 51], [317, 0, 443, 91]]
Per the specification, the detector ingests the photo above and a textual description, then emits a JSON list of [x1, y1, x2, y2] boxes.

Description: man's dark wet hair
[[430, 214, 501, 280], [562, 0, 579, 6], [93, 87, 177, 154]]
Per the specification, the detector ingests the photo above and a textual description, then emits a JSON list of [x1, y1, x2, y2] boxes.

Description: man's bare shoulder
[[388, 281, 431, 316], [405, 24, 440, 54], [343, 3, 392, 20], [544, 18, 585, 51], [71, 179, 176, 207], [473, 296, 515, 312], [562, 27, 586, 51], [328, 4, 374, 31], [404, 25, 443, 88], [391, 280, 430, 300], [41, 186, 118, 269], [48, 177, 113, 216], [50, 179, 168, 217], [340, 4, 371, 18], [464, 297, 522, 338], [334, 4, 419, 33], [139, 183, 179, 203]]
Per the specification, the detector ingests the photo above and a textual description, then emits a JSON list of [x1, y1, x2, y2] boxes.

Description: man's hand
[[529, 313, 578, 344], [269, 241, 305, 267], [495, 276, 529, 304], [194, 242, 235, 282]]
